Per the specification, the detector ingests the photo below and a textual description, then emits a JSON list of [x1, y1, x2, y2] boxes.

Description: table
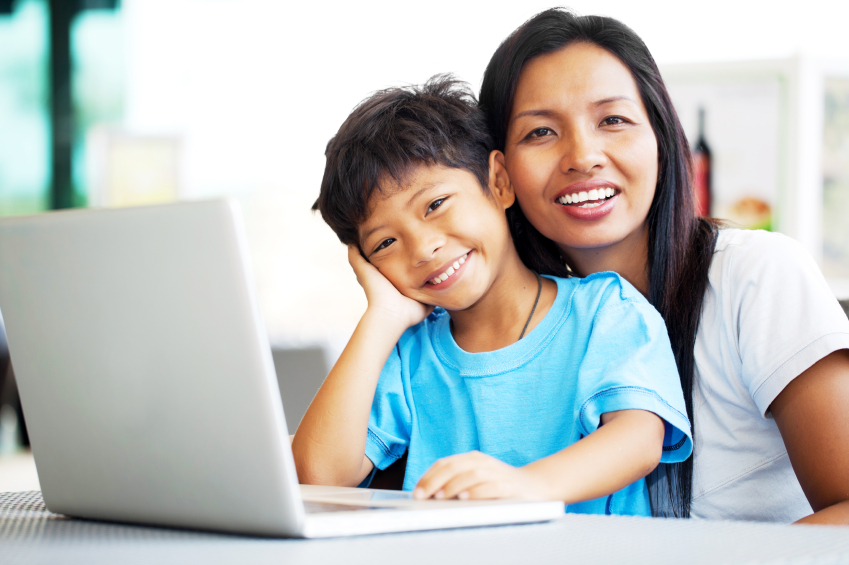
[[2, 491, 849, 565]]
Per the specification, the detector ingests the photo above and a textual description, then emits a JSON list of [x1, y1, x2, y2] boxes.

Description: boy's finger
[[438, 468, 492, 500], [463, 481, 507, 500], [347, 244, 366, 267], [413, 465, 450, 499], [347, 244, 376, 279], [413, 455, 476, 499]]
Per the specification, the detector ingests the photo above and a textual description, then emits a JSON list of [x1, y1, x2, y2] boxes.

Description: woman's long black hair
[[479, 8, 718, 518]]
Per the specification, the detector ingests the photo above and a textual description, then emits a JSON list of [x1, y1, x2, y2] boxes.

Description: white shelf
[[661, 57, 849, 285]]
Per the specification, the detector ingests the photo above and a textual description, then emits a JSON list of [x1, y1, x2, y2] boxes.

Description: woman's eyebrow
[[511, 97, 637, 124], [595, 95, 637, 106], [510, 108, 557, 124]]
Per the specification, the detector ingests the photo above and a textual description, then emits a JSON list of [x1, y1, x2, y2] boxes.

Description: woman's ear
[[488, 150, 516, 210]]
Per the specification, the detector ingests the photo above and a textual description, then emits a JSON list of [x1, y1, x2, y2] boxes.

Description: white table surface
[[3, 491, 849, 565]]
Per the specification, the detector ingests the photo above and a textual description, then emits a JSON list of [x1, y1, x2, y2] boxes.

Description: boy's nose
[[411, 230, 445, 265]]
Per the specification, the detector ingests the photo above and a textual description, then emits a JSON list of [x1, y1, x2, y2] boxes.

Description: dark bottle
[[692, 107, 712, 217]]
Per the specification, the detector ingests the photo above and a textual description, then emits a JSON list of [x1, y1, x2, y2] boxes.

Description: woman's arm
[[413, 409, 665, 502], [770, 349, 849, 526]]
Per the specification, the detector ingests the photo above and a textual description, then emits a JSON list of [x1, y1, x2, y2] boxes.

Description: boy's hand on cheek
[[413, 451, 548, 502], [348, 245, 433, 331]]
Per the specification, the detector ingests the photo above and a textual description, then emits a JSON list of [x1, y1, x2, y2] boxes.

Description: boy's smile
[[425, 251, 470, 288], [357, 164, 516, 313]]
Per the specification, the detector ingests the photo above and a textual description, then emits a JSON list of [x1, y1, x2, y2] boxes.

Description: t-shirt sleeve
[[364, 342, 412, 471], [576, 275, 693, 464], [727, 231, 849, 416]]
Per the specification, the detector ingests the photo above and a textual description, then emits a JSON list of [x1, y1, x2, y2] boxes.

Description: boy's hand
[[348, 244, 433, 330], [413, 451, 547, 501]]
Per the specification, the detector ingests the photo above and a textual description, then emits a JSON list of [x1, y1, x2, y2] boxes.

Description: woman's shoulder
[[701, 228, 848, 414], [715, 228, 809, 265], [712, 228, 819, 286], [716, 226, 801, 249]]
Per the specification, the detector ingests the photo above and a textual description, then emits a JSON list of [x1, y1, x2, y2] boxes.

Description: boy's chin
[[423, 299, 476, 313], [408, 297, 454, 312], [404, 290, 481, 313]]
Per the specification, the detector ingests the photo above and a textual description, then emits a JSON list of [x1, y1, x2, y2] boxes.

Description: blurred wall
[[110, 0, 849, 359]]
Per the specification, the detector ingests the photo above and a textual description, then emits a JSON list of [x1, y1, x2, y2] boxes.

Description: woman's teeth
[[557, 187, 616, 208], [428, 253, 468, 285]]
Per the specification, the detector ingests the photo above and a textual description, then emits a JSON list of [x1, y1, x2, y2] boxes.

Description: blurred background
[[1, 0, 849, 488]]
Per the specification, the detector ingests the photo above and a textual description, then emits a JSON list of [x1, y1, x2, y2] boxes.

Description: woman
[[479, 8, 849, 524]]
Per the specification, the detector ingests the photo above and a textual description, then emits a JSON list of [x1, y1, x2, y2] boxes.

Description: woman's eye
[[427, 198, 446, 214], [527, 127, 553, 139], [601, 116, 626, 126], [374, 238, 395, 253]]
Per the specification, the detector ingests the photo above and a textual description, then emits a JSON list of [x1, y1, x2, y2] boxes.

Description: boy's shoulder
[[552, 271, 648, 311], [392, 274, 654, 355], [395, 307, 449, 348], [425, 307, 451, 323]]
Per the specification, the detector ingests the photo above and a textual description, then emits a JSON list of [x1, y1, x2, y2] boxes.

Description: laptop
[[0, 199, 564, 537]]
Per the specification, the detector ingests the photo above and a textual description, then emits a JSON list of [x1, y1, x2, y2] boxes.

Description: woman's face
[[503, 42, 658, 265]]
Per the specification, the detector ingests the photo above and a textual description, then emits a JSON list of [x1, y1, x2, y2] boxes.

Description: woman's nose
[[559, 128, 606, 174]]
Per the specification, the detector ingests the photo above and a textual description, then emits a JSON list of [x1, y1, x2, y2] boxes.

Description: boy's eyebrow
[[405, 181, 441, 207], [360, 223, 385, 247]]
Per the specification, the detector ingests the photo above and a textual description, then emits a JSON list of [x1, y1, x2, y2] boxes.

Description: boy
[[292, 76, 691, 514]]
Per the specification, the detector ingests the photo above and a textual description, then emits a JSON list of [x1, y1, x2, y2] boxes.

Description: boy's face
[[357, 162, 516, 312]]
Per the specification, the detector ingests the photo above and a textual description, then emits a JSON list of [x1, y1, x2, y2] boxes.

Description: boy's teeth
[[429, 253, 469, 285], [557, 188, 616, 206]]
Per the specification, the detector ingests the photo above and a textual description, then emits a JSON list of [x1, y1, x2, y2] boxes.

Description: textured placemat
[[0, 490, 223, 543]]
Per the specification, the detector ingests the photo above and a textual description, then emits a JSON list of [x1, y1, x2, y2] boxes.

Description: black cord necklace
[[518, 273, 542, 341]]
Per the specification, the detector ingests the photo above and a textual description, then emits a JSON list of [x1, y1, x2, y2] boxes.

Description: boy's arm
[[413, 409, 664, 502], [292, 245, 432, 487]]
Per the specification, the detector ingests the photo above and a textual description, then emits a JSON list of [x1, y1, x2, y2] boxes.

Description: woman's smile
[[555, 180, 620, 220]]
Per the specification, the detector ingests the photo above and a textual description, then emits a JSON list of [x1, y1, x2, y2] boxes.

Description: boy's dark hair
[[313, 74, 494, 246]]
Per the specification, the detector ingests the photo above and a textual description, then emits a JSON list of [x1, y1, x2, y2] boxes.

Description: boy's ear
[[487, 150, 515, 210]]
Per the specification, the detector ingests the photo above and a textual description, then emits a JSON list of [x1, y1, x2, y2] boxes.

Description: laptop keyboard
[[303, 501, 400, 514]]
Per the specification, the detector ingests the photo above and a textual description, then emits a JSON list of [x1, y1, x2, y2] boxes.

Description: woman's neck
[[448, 253, 556, 353], [561, 224, 650, 298]]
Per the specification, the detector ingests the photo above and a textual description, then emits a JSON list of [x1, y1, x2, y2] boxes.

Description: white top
[[681, 229, 849, 522]]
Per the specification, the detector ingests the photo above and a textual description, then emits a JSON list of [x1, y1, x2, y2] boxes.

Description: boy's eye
[[427, 198, 446, 214], [373, 238, 396, 253]]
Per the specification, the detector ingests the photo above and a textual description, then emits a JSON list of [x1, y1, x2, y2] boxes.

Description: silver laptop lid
[[0, 200, 304, 535]]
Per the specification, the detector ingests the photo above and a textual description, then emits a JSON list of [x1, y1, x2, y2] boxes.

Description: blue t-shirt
[[364, 273, 692, 516]]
